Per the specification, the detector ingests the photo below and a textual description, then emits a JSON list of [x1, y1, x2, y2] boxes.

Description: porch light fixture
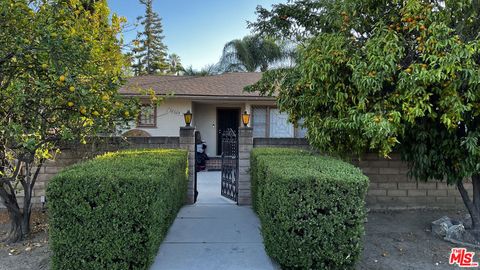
[[242, 111, 250, 127], [184, 110, 192, 127]]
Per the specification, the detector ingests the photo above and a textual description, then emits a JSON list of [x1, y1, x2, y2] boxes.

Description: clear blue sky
[[107, 0, 284, 70]]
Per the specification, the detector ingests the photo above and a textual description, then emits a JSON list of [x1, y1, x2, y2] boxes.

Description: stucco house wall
[[130, 99, 300, 156], [130, 98, 192, 137]]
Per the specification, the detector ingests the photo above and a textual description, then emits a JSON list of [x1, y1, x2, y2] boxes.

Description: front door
[[217, 108, 240, 156]]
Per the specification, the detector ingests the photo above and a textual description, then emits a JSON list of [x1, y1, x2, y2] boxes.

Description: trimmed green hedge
[[250, 147, 313, 212], [251, 148, 369, 269], [47, 149, 188, 270]]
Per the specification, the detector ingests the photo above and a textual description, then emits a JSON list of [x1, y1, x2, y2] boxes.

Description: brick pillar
[[238, 127, 253, 205], [180, 126, 195, 204]]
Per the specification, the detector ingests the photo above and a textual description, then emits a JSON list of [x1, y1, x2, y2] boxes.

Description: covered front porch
[[191, 99, 274, 157]]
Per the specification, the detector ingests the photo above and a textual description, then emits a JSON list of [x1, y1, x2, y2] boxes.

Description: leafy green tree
[[248, 0, 480, 237], [133, 0, 169, 75], [218, 35, 286, 72], [0, 0, 140, 243], [249, 0, 339, 42]]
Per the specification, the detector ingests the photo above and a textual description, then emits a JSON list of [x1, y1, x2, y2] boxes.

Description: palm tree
[[167, 53, 184, 75], [183, 64, 218, 76], [217, 35, 289, 72]]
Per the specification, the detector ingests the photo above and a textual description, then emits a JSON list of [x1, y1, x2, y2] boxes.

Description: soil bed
[[0, 211, 49, 270], [358, 209, 467, 270]]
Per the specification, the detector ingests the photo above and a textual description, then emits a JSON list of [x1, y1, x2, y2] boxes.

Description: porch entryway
[[150, 171, 278, 270], [195, 171, 235, 205]]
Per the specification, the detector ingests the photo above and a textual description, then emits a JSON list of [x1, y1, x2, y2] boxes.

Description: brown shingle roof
[[119, 72, 265, 97]]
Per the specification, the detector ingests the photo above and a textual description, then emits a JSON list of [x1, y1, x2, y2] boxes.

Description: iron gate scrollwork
[[194, 131, 200, 203], [221, 128, 238, 202]]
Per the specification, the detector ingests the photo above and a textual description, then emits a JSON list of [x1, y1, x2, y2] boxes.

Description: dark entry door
[[217, 108, 240, 156]]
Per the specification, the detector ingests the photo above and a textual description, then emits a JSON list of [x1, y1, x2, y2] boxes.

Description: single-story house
[[119, 72, 307, 157]]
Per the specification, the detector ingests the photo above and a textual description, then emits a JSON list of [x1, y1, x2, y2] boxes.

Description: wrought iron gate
[[221, 128, 238, 202], [194, 131, 200, 203]]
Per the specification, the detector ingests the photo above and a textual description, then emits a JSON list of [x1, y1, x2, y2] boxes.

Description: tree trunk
[[457, 179, 480, 239], [3, 207, 24, 243], [22, 184, 32, 237], [1, 195, 32, 243], [0, 159, 42, 243]]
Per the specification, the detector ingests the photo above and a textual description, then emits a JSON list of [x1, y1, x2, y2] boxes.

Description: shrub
[[250, 147, 313, 212], [251, 148, 369, 269], [47, 149, 188, 270]]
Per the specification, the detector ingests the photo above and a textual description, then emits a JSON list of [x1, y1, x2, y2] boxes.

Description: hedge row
[[47, 149, 188, 270], [251, 148, 369, 269], [250, 147, 314, 212]]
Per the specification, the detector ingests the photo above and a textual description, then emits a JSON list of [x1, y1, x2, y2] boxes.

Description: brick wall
[[2, 137, 180, 210], [354, 153, 470, 210], [253, 138, 312, 150], [252, 138, 470, 210], [205, 157, 221, 171], [5, 135, 470, 211]]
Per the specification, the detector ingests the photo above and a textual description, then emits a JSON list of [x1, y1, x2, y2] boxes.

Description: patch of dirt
[[0, 211, 50, 270], [357, 209, 466, 270]]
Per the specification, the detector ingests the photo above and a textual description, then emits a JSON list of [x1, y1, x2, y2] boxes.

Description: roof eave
[[120, 93, 276, 101]]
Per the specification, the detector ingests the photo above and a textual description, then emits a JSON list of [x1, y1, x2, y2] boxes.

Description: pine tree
[[133, 0, 168, 75]]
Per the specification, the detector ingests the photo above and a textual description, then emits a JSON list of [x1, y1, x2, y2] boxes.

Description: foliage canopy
[[0, 0, 140, 242], [248, 0, 480, 185], [248, 0, 480, 235]]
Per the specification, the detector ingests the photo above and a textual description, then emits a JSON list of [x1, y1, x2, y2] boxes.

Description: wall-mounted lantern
[[184, 110, 193, 127], [242, 111, 250, 127]]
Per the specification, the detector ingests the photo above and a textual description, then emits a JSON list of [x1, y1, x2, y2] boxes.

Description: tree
[[167, 53, 184, 75], [132, 0, 169, 75], [217, 35, 287, 72], [0, 0, 140, 243], [247, 0, 480, 238], [183, 64, 218, 76], [249, 0, 340, 42]]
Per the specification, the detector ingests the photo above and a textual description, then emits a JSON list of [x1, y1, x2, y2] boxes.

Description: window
[[251, 106, 306, 138], [252, 107, 267, 137], [137, 104, 156, 128], [269, 108, 294, 138]]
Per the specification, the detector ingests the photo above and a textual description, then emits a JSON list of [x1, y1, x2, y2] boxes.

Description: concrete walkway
[[150, 171, 278, 270]]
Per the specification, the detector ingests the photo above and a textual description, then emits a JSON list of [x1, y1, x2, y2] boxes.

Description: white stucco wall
[[122, 98, 278, 155], [193, 103, 218, 156], [126, 98, 192, 137]]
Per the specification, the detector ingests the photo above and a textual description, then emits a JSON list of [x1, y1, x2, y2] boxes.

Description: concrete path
[[150, 171, 278, 270]]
